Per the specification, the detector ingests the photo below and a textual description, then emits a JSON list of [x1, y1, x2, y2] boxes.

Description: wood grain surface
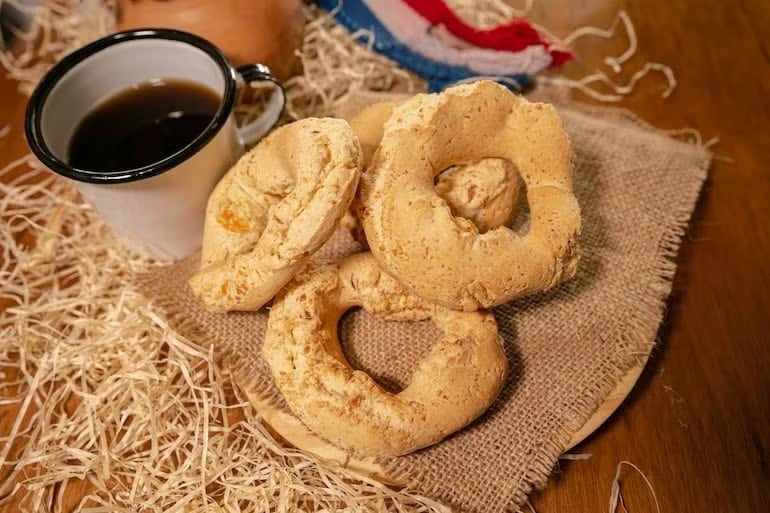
[[526, 1, 770, 512], [1, 1, 769, 512]]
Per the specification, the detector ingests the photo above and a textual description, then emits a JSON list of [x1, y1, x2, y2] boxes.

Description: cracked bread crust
[[262, 252, 507, 457], [189, 117, 362, 311], [343, 100, 523, 243], [357, 81, 581, 311]]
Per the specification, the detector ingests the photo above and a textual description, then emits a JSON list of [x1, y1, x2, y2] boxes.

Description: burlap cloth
[[137, 92, 710, 513]]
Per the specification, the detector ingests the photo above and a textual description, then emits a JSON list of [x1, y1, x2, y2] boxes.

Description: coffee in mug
[[25, 29, 286, 260], [68, 78, 222, 172]]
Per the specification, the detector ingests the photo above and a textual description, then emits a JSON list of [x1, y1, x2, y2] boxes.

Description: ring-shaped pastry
[[348, 100, 523, 234], [358, 80, 581, 311], [189, 118, 362, 311], [262, 252, 508, 457], [434, 158, 522, 234]]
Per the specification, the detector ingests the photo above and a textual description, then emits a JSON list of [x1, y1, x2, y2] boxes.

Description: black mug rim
[[25, 28, 239, 184]]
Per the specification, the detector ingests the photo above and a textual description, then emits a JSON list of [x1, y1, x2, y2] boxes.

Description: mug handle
[[234, 63, 286, 147]]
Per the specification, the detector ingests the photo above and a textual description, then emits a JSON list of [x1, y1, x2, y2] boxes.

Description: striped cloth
[[317, 0, 573, 90]]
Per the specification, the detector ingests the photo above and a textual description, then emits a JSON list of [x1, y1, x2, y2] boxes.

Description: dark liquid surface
[[67, 78, 221, 172]]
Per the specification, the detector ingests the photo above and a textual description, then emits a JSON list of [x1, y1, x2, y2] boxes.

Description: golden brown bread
[[357, 81, 581, 311], [435, 158, 522, 233], [189, 117, 362, 311], [341, 101, 524, 246], [348, 100, 403, 168], [346, 100, 523, 238], [262, 252, 508, 457], [187, 83, 580, 458]]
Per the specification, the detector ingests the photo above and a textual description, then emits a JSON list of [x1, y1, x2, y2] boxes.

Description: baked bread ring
[[358, 80, 581, 311], [435, 158, 522, 233], [341, 157, 522, 243], [349, 100, 403, 167], [189, 118, 362, 311], [262, 252, 508, 457], [343, 101, 523, 241]]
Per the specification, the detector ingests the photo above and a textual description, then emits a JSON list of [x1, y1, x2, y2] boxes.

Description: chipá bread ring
[[435, 158, 522, 233], [262, 252, 508, 457], [348, 100, 403, 168], [358, 80, 581, 311], [189, 118, 362, 311], [341, 157, 522, 244], [348, 100, 523, 235]]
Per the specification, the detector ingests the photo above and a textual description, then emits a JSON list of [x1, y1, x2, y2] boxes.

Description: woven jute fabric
[[137, 93, 710, 512]]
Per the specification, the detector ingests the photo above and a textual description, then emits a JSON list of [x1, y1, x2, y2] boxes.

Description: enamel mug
[[25, 28, 285, 260]]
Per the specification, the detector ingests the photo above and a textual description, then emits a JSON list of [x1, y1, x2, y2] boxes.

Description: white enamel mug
[[25, 29, 285, 260]]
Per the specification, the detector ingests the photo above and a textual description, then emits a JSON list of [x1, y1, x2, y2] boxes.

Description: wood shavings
[[547, 11, 637, 73], [609, 461, 661, 513], [448, 0, 534, 26], [0, 0, 675, 107], [558, 452, 593, 461], [539, 62, 676, 103], [282, 4, 423, 120], [0, 0, 116, 96], [535, 10, 676, 102], [429, 2, 677, 103], [393, 1, 677, 104], [517, 460, 660, 512], [0, 157, 449, 510], [0, 1, 679, 510]]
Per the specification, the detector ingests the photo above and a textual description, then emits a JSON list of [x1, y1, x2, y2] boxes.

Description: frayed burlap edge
[[133, 100, 711, 513], [354, 100, 711, 507], [0, 2, 711, 511]]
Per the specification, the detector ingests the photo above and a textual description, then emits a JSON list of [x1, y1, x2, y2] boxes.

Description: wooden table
[[1, 1, 768, 511]]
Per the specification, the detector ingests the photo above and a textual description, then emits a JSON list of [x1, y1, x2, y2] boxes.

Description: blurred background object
[[0, 0, 37, 50], [116, 0, 304, 81]]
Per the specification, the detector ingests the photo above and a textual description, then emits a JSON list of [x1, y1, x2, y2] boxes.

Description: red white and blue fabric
[[317, 0, 573, 91]]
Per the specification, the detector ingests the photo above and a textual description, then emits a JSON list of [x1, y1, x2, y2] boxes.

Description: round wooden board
[[564, 357, 648, 450], [245, 357, 648, 485]]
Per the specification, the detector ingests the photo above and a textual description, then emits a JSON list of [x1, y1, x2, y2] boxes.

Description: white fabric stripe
[[363, 0, 552, 76]]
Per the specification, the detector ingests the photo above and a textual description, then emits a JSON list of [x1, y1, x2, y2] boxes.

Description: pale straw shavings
[[533, 10, 676, 102], [0, 1, 681, 511], [0, 158, 449, 511], [441, 1, 677, 103], [0, 0, 116, 95], [608, 461, 661, 513], [282, 4, 423, 120]]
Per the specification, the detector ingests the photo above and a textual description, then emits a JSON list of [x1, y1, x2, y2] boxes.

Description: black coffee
[[67, 78, 221, 172]]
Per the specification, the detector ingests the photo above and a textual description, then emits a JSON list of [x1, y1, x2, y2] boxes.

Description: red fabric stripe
[[402, 0, 574, 66]]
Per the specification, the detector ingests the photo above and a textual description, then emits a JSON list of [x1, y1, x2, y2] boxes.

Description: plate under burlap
[[136, 99, 710, 513]]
